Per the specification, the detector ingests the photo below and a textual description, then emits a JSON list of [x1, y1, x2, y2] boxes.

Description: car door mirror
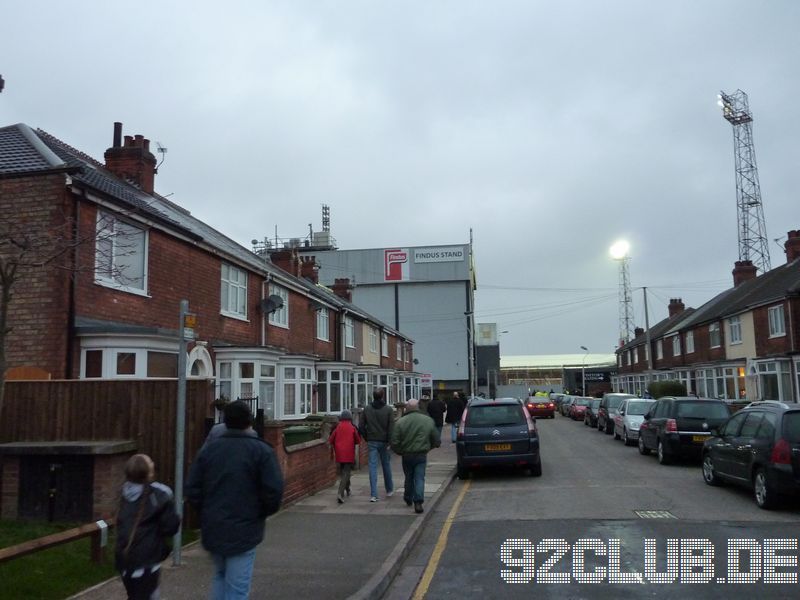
[[618, 408, 625, 416], [643, 412, 651, 420]]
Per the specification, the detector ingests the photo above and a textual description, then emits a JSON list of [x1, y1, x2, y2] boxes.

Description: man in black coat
[[187, 401, 284, 599], [426, 394, 446, 436], [444, 391, 465, 443]]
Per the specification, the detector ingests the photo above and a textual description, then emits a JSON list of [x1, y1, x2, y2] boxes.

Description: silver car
[[613, 399, 655, 445]]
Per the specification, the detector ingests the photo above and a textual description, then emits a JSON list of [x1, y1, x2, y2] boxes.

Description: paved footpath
[[72, 436, 456, 600]]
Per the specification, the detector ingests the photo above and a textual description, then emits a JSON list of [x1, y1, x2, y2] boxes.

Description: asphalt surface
[[385, 412, 800, 599]]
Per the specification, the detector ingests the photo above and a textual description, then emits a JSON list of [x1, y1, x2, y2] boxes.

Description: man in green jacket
[[391, 398, 441, 513]]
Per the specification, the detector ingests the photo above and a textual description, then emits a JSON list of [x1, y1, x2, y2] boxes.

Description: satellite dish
[[259, 294, 284, 314]]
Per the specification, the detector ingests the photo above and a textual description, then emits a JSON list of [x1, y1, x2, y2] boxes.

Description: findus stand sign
[[413, 247, 465, 263]]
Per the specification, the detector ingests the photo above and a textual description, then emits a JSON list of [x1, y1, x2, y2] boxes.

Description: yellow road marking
[[412, 479, 472, 600]]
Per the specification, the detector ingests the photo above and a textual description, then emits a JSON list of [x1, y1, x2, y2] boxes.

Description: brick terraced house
[[614, 236, 800, 403], [0, 122, 419, 418]]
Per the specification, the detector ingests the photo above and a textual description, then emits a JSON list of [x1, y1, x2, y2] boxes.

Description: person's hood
[[371, 398, 386, 408], [122, 481, 145, 503]]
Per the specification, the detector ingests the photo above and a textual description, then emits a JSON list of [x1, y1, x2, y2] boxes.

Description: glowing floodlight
[[609, 240, 630, 260]]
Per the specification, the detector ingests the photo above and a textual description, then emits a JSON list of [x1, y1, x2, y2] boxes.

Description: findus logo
[[385, 249, 409, 281]]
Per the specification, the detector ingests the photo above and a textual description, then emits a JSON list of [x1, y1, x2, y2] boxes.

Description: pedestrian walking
[[426, 394, 446, 437], [360, 388, 395, 502], [115, 453, 181, 600], [328, 409, 361, 503], [391, 398, 441, 514], [186, 400, 284, 600], [445, 391, 465, 443]]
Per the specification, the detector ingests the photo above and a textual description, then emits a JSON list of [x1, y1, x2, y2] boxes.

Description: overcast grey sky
[[2, 1, 798, 356]]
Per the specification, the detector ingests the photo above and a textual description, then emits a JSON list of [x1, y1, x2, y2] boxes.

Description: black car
[[456, 397, 541, 479], [584, 399, 601, 427], [702, 401, 800, 509], [638, 396, 731, 464], [597, 393, 636, 434]]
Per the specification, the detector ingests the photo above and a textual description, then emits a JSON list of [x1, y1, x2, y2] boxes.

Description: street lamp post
[[580, 346, 589, 395]]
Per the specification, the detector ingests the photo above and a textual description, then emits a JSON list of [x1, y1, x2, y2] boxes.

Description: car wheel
[[753, 468, 778, 509], [702, 454, 721, 486], [657, 439, 671, 465], [457, 465, 469, 480], [605, 421, 614, 435], [622, 428, 632, 446], [529, 460, 542, 477], [638, 435, 650, 455]]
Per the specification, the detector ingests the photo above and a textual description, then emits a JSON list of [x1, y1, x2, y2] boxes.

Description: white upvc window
[[672, 335, 681, 356], [626, 350, 631, 366], [396, 340, 402, 360], [633, 347, 639, 363], [757, 361, 792, 402], [728, 315, 742, 345], [381, 333, 389, 357], [768, 305, 786, 337], [345, 316, 355, 348], [369, 326, 378, 353], [95, 211, 148, 294], [221, 263, 248, 318], [268, 284, 289, 328], [686, 331, 695, 354], [656, 340, 663, 360], [316, 308, 329, 341], [82, 345, 178, 379], [282, 365, 313, 417], [709, 322, 721, 348], [317, 367, 353, 414]]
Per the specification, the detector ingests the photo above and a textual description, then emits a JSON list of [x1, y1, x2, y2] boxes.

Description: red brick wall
[[93, 452, 134, 520], [1, 175, 74, 378], [754, 303, 793, 357]]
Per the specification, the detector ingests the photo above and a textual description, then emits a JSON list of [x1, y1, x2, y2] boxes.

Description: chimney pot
[[113, 122, 122, 148], [124, 135, 133, 146], [105, 129, 157, 194], [634, 327, 644, 338]]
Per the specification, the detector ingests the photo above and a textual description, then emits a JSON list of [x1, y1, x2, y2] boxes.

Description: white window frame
[[381, 332, 389, 357], [396, 339, 402, 360], [316, 308, 329, 341], [709, 323, 721, 348], [656, 340, 663, 360], [685, 331, 695, 354], [268, 284, 289, 328], [633, 347, 639, 364], [728, 315, 742, 345], [768, 305, 786, 338], [756, 360, 792, 402], [345, 316, 355, 348], [221, 263, 248, 319], [80, 336, 178, 380], [280, 364, 313, 418], [94, 211, 148, 295], [671, 335, 681, 356], [369, 326, 378, 353]]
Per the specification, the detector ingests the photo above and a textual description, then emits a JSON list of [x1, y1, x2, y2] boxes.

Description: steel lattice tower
[[718, 89, 771, 272], [617, 256, 634, 346]]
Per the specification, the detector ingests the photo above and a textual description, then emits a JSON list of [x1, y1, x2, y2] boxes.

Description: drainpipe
[[66, 180, 79, 378]]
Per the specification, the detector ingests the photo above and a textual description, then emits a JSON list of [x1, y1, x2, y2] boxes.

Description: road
[[385, 412, 800, 599]]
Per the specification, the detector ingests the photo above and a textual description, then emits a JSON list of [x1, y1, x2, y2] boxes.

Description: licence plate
[[692, 435, 707, 443], [485, 443, 512, 452], [537, 404, 546, 408]]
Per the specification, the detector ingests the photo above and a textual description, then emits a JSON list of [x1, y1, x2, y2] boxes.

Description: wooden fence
[[0, 379, 215, 491]]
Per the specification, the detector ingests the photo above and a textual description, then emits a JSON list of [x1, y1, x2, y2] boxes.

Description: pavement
[[71, 434, 457, 600]]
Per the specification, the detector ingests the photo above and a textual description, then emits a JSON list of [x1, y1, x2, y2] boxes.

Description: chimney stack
[[732, 260, 758, 287], [270, 248, 301, 277], [785, 230, 800, 263], [668, 298, 685, 318], [634, 327, 644, 338], [299, 256, 319, 284], [104, 122, 157, 194], [332, 278, 353, 303]]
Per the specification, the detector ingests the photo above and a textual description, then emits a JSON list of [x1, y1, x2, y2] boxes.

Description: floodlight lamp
[[609, 240, 630, 260]]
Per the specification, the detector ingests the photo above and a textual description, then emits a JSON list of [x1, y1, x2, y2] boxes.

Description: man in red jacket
[[328, 409, 362, 503]]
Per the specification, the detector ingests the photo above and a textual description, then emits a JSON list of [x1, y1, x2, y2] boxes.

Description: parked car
[[456, 397, 541, 478], [702, 401, 800, 509], [597, 393, 636, 434], [638, 397, 731, 464], [560, 396, 575, 416], [584, 399, 601, 427], [569, 397, 592, 421], [613, 398, 655, 445], [550, 393, 565, 410], [526, 396, 556, 419]]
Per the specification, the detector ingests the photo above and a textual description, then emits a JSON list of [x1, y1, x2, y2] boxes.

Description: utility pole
[[643, 287, 653, 393], [173, 300, 194, 566]]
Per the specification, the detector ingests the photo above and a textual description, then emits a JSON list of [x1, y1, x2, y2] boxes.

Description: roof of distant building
[[501, 354, 616, 369]]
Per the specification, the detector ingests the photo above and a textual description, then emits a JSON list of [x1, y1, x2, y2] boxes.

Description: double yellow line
[[412, 480, 472, 599]]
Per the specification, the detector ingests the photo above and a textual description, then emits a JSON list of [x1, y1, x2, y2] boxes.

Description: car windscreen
[[675, 401, 730, 419], [591, 400, 601, 409], [607, 397, 625, 409], [466, 405, 526, 427], [783, 412, 800, 443], [626, 401, 653, 416], [575, 398, 591, 406]]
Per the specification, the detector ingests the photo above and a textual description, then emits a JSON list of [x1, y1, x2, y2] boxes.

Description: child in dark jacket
[[115, 454, 181, 600], [328, 409, 361, 503]]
